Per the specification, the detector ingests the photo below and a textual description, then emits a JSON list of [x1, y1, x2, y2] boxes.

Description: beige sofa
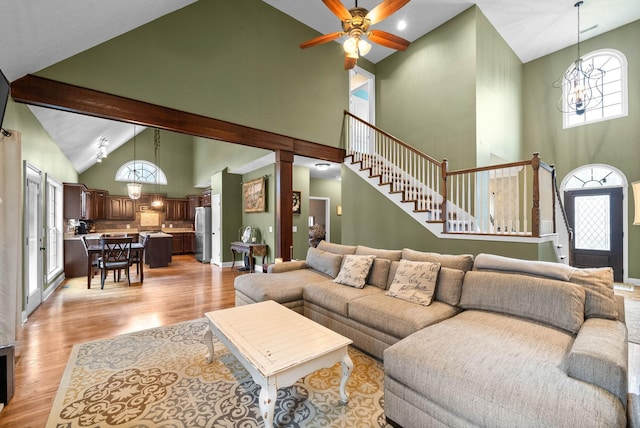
[[235, 241, 473, 359], [234, 242, 631, 427]]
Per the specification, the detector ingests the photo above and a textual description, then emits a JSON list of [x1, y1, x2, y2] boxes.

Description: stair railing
[[343, 111, 559, 238], [444, 153, 555, 236], [344, 111, 444, 218]]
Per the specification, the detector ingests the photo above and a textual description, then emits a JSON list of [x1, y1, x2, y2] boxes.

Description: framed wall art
[[243, 177, 265, 213], [292, 191, 301, 214]]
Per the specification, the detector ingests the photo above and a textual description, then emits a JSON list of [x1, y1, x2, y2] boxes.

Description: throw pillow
[[333, 254, 376, 288], [305, 247, 343, 278], [386, 260, 441, 306]]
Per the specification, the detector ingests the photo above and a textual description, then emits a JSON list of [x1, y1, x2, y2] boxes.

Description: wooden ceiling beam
[[11, 74, 346, 163]]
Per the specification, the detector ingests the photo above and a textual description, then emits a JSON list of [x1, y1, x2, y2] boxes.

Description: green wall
[[375, 7, 477, 170], [193, 137, 269, 189], [80, 128, 200, 197], [292, 166, 311, 260], [522, 20, 640, 277], [240, 165, 276, 263], [36, 0, 350, 150], [211, 168, 242, 263], [345, 7, 528, 256], [475, 9, 523, 165], [341, 167, 547, 260]]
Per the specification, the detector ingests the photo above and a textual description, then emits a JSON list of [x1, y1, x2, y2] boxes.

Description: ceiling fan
[[300, 0, 411, 70]]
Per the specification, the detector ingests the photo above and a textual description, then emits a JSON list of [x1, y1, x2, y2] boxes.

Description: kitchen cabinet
[[165, 198, 188, 221], [64, 238, 88, 277], [89, 189, 108, 220], [140, 232, 173, 268], [63, 183, 90, 220], [136, 193, 165, 210], [106, 196, 135, 220], [170, 232, 195, 254], [187, 195, 201, 221]]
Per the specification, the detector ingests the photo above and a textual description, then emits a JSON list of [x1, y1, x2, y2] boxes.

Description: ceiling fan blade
[[368, 29, 410, 51], [366, 0, 411, 25], [344, 55, 357, 70], [323, 0, 352, 21], [299, 31, 344, 49]]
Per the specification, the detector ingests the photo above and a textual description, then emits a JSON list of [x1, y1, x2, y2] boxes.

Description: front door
[[564, 187, 623, 281], [24, 162, 44, 316]]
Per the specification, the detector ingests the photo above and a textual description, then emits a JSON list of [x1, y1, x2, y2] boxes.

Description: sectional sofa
[[234, 241, 633, 427]]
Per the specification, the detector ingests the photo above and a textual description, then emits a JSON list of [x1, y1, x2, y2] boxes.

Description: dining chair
[[81, 236, 100, 283], [130, 234, 150, 276], [98, 237, 133, 289]]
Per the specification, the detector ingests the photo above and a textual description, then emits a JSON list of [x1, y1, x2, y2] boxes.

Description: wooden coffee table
[[204, 300, 353, 427]]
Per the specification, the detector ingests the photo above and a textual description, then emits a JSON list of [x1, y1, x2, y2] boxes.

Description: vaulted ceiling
[[1, 0, 639, 174]]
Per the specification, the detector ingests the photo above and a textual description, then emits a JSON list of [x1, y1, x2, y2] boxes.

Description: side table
[[230, 241, 267, 272]]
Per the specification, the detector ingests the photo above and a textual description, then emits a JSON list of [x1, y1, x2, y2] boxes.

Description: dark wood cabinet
[[187, 195, 201, 221], [165, 198, 189, 221], [89, 189, 107, 220], [63, 183, 90, 220], [106, 196, 135, 220], [170, 232, 195, 254], [185, 232, 195, 253], [136, 194, 165, 211], [172, 234, 184, 254], [64, 239, 88, 277]]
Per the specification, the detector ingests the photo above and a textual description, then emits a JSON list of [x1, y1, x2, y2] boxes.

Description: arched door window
[[115, 160, 167, 185]]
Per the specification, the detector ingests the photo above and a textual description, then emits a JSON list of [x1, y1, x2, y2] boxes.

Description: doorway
[[562, 165, 627, 282], [349, 66, 375, 124], [24, 162, 44, 317], [309, 197, 330, 243]]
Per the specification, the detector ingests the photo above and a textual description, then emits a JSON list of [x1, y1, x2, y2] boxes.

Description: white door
[[211, 194, 221, 265], [24, 163, 44, 316]]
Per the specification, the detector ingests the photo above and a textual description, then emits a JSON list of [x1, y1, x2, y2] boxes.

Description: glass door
[[24, 163, 44, 316]]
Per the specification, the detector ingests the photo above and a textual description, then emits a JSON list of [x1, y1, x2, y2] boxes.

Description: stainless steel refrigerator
[[194, 206, 211, 263]]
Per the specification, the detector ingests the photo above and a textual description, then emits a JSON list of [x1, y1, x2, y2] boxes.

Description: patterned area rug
[[46, 319, 389, 428]]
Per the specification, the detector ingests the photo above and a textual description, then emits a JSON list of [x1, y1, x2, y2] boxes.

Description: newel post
[[531, 152, 541, 237], [441, 159, 449, 233]]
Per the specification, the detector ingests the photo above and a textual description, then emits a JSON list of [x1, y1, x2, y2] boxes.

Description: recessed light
[[397, 20, 407, 31]]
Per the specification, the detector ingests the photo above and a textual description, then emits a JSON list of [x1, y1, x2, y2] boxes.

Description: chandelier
[[554, 1, 605, 116], [127, 125, 142, 200]]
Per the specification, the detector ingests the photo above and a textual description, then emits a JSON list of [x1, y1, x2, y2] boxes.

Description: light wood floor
[[0, 256, 638, 427], [0, 255, 245, 427]]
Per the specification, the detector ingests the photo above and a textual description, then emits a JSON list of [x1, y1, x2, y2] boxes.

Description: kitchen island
[[139, 231, 173, 268]]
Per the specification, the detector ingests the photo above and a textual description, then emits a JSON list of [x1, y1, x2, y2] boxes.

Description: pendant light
[[127, 125, 142, 200], [554, 1, 605, 116], [151, 129, 163, 208]]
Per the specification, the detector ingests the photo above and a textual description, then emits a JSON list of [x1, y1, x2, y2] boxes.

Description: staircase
[[342, 111, 573, 263]]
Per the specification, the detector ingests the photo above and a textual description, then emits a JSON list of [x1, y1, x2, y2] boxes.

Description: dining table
[[86, 242, 145, 289]]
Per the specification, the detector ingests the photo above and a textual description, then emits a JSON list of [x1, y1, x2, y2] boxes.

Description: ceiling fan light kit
[[300, 0, 411, 69]]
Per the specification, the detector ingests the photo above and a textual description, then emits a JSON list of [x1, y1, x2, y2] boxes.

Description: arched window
[[115, 160, 167, 185], [564, 164, 624, 189], [562, 49, 628, 128]]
